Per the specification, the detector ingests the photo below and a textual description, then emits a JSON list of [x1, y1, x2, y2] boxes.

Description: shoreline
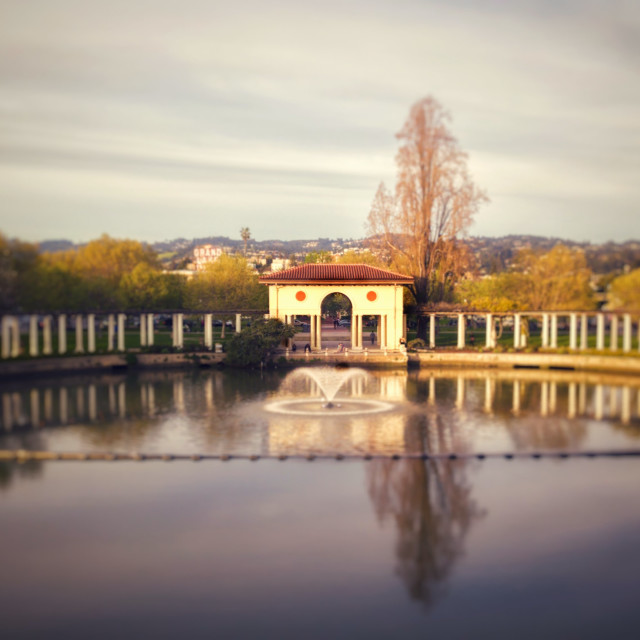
[[1, 348, 640, 379]]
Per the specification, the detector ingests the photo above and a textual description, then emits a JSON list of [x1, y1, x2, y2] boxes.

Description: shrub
[[407, 338, 427, 351]]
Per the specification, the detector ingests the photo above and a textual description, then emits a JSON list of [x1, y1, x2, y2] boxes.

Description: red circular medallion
[[295, 291, 306, 301], [367, 291, 377, 301]]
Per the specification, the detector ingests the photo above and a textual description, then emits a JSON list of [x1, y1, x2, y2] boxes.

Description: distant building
[[193, 244, 223, 271], [270, 258, 291, 272]]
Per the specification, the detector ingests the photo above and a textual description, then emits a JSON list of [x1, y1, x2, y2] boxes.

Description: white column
[[176, 313, 184, 348], [117, 313, 126, 351], [1, 316, 10, 358], [139, 313, 147, 347], [236, 313, 242, 333], [622, 314, 632, 352], [172, 314, 178, 347], [610, 315, 618, 351], [580, 314, 588, 350], [58, 314, 67, 354], [429, 314, 436, 349], [74, 314, 84, 353], [550, 314, 558, 349], [514, 314, 521, 349], [87, 314, 96, 353], [316, 315, 322, 351], [10, 317, 20, 357], [147, 314, 154, 346], [29, 315, 39, 357], [204, 314, 213, 349], [310, 314, 317, 351], [107, 314, 115, 351], [541, 313, 549, 348], [569, 313, 577, 350], [596, 314, 605, 350], [352, 314, 361, 350], [43, 316, 53, 355], [485, 314, 493, 349], [457, 313, 465, 349], [381, 315, 388, 349]]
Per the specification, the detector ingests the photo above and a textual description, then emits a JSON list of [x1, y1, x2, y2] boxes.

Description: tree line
[[0, 234, 266, 313]]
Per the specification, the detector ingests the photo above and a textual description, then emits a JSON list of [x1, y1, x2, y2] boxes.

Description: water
[[1, 367, 640, 639]]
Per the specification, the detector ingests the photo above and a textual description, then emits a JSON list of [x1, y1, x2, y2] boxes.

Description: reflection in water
[[367, 457, 483, 605], [0, 369, 639, 458]]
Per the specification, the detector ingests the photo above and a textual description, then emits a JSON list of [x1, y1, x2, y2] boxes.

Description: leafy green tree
[[225, 318, 295, 367], [185, 254, 267, 311], [456, 244, 595, 312], [119, 263, 186, 310], [608, 268, 640, 310], [304, 251, 333, 264], [337, 250, 384, 266]]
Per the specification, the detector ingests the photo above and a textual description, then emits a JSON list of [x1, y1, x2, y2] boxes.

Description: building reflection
[[0, 369, 638, 457]]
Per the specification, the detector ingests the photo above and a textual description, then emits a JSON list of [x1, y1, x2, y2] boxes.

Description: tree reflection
[[367, 455, 484, 606]]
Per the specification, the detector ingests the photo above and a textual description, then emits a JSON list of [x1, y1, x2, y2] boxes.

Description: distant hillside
[[35, 234, 640, 275]]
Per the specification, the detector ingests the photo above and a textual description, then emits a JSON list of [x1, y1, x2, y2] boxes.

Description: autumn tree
[[367, 97, 487, 339], [304, 251, 334, 264]]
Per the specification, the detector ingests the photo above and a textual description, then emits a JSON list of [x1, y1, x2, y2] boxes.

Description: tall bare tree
[[367, 97, 487, 339], [240, 227, 251, 257]]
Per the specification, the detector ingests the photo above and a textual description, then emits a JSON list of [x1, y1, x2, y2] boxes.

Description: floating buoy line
[[1, 449, 640, 463]]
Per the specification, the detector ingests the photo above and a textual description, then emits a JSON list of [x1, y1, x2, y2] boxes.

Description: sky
[[0, 0, 638, 244]]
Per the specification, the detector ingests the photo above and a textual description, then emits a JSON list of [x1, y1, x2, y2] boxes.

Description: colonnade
[[0, 312, 244, 358], [426, 311, 639, 352]]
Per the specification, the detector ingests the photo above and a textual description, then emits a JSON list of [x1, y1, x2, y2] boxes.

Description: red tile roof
[[259, 264, 413, 284]]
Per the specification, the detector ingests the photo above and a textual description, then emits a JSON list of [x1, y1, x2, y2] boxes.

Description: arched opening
[[322, 292, 352, 351]]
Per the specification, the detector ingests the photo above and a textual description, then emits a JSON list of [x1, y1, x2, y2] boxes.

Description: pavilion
[[259, 264, 413, 351]]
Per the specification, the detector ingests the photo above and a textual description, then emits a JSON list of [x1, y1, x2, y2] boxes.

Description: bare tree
[[367, 97, 487, 339], [240, 227, 251, 257]]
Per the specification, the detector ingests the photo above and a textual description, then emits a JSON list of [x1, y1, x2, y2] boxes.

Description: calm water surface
[[1, 367, 639, 639]]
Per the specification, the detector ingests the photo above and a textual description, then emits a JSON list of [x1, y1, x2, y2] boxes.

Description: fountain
[[264, 366, 395, 416]]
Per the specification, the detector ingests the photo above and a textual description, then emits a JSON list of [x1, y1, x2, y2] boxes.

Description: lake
[[1, 366, 639, 639]]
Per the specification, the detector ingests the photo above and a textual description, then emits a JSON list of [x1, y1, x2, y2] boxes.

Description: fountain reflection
[[0, 368, 639, 458]]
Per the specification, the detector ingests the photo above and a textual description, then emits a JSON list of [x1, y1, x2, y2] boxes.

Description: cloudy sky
[[1, 0, 638, 244]]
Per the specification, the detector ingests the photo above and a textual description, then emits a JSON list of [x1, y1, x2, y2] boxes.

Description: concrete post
[[550, 314, 558, 349], [107, 314, 115, 351], [541, 313, 549, 348], [610, 315, 618, 351], [10, 317, 20, 357], [43, 316, 52, 355], [514, 314, 521, 349], [596, 314, 605, 350], [87, 314, 95, 353], [2, 316, 11, 358], [75, 314, 84, 353], [204, 314, 213, 349], [310, 314, 317, 351], [140, 314, 147, 347], [457, 313, 465, 349], [176, 313, 184, 348], [117, 313, 126, 351], [147, 314, 154, 346], [429, 314, 436, 349], [622, 314, 632, 352], [29, 315, 39, 357], [569, 313, 577, 350], [58, 314, 67, 354], [580, 314, 588, 350]]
